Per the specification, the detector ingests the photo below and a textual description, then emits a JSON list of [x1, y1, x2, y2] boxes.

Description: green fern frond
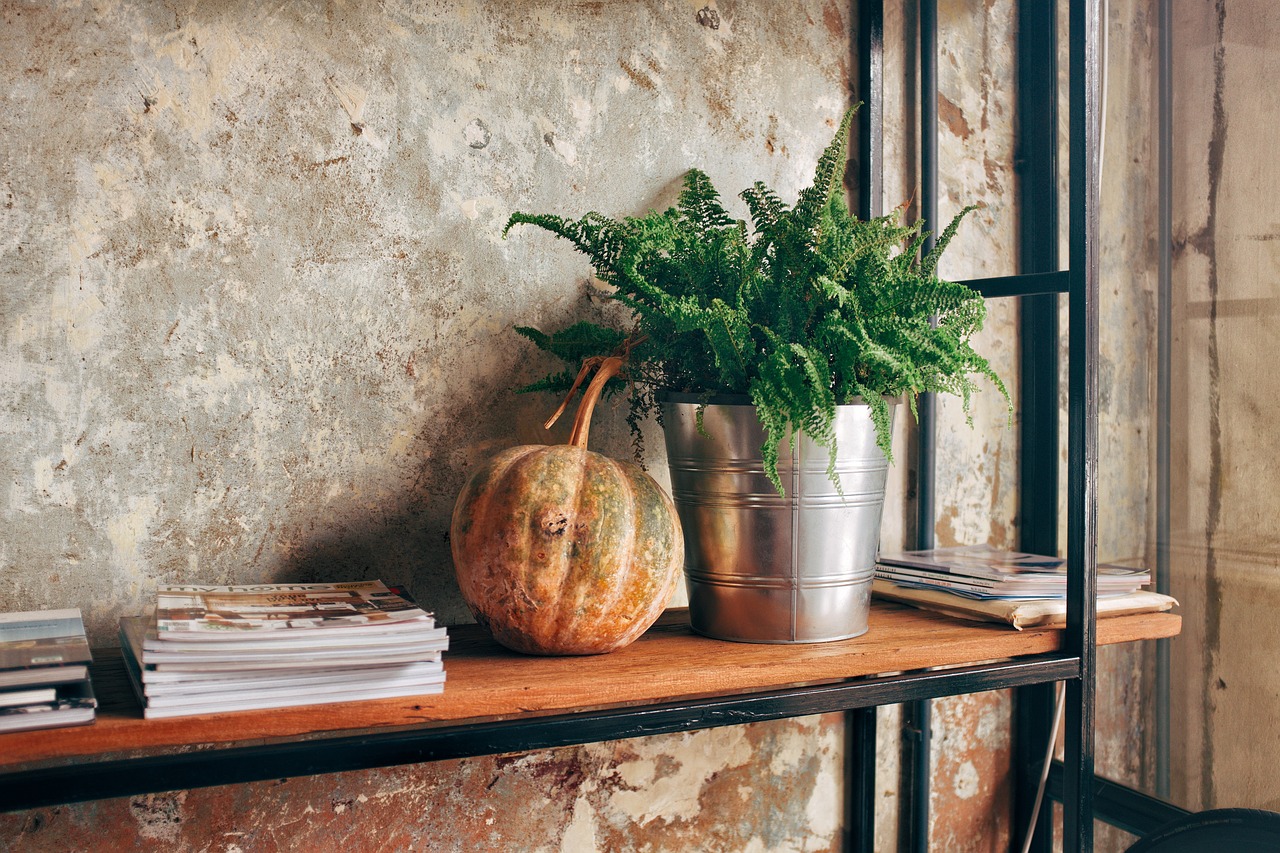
[[504, 106, 1009, 495], [678, 169, 739, 231], [920, 204, 981, 277], [793, 107, 856, 234]]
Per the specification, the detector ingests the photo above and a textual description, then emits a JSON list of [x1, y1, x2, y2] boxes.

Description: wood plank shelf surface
[[1, 602, 1179, 782]]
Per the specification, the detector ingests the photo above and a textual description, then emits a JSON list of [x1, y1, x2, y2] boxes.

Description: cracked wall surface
[[2, 1, 856, 849]]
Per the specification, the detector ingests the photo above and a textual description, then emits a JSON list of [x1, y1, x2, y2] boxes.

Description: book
[[0, 680, 97, 733], [0, 664, 87, 690], [875, 545, 1150, 600], [153, 581, 433, 636], [0, 687, 58, 707], [872, 579, 1177, 630], [0, 609, 93, 688]]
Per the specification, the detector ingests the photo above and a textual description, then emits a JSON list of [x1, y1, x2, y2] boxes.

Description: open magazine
[[154, 581, 433, 636]]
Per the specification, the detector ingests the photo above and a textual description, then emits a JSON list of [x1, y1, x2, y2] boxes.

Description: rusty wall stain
[[937, 93, 972, 140], [0, 716, 844, 852]]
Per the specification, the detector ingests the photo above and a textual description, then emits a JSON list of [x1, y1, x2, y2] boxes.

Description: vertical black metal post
[[1065, 0, 1102, 850], [1155, 0, 1173, 802], [849, 3, 884, 851], [903, 4, 938, 853], [846, 707, 879, 853], [917, 0, 939, 555], [1013, 2, 1061, 851], [858, 0, 884, 222]]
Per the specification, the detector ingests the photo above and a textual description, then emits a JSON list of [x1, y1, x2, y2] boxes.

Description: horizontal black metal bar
[[1, 653, 1080, 813], [963, 270, 1070, 298], [1047, 760, 1192, 838]]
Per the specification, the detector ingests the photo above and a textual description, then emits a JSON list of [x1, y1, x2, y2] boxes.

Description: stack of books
[[0, 609, 97, 733], [875, 545, 1151, 600], [120, 581, 447, 719]]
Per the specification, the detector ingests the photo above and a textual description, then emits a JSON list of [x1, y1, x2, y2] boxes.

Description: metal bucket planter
[[660, 394, 895, 644]]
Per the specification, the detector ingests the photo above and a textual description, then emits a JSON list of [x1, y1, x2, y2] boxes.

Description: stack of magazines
[[119, 581, 447, 719], [875, 545, 1151, 601], [0, 609, 97, 733]]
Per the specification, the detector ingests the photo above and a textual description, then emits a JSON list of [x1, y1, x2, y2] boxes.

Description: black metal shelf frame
[[851, 1, 1104, 852], [0, 653, 1083, 814]]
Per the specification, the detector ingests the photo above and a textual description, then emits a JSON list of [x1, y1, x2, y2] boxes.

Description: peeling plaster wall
[[0, 717, 847, 852], [1, 0, 855, 639], [2, 0, 858, 849]]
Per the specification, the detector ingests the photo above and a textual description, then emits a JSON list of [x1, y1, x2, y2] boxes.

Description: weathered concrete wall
[[1, 0, 853, 638], [1168, 0, 1280, 814], [1, 0, 855, 849]]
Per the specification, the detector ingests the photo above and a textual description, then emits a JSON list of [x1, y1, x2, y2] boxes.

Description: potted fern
[[503, 108, 1008, 643]]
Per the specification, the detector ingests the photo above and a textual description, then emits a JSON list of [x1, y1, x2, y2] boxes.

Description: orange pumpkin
[[451, 357, 683, 655]]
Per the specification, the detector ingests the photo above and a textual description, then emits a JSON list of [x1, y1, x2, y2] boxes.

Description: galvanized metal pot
[[660, 394, 895, 643]]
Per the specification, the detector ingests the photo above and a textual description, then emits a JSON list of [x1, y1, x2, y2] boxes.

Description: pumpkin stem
[[543, 356, 605, 431], [568, 356, 625, 449]]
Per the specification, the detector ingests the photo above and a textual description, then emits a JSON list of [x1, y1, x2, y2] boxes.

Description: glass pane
[[1165, 0, 1280, 814], [1100, 0, 1280, 823]]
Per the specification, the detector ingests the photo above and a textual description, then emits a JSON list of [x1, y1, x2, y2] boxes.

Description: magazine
[[143, 672, 445, 709], [0, 609, 93, 671], [0, 664, 88, 690], [135, 661, 444, 694], [124, 614, 445, 658], [134, 681, 446, 719], [153, 581, 433, 636], [0, 703, 96, 733], [875, 544, 1150, 600], [881, 545, 1046, 575], [138, 619, 445, 653], [121, 615, 445, 672]]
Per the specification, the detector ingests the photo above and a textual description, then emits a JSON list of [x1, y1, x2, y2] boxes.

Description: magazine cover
[[877, 544, 1150, 581], [153, 581, 432, 634], [877, 545, 1066, 575], [0, 609, 92, 670]]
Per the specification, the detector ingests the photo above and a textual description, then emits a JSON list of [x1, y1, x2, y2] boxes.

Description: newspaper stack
[[119, 581, 447, 719], [0, 609, 97, 733]]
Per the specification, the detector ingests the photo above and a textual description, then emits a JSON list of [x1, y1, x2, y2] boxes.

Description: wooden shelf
[[0, 602, 1179, 811]]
